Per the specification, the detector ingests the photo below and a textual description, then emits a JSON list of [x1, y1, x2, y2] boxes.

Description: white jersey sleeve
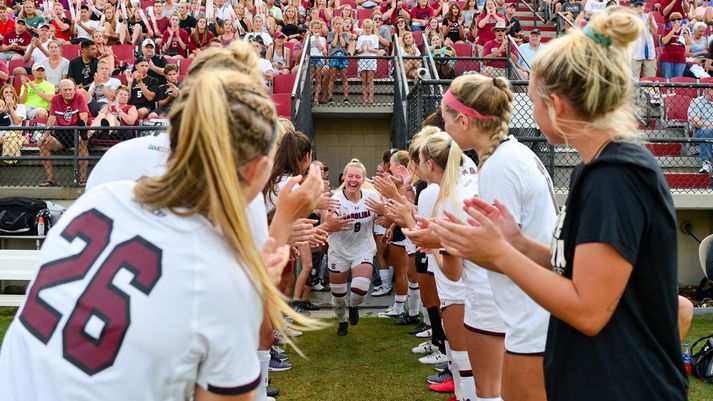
[[417, 183, 439, 219]]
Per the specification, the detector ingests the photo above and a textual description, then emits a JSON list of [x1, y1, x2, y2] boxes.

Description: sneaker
[[300, 300, 320, 311], [349, 306, 360, 325], [700, 160, 712, 174], [285, 326, 303, 337], [343, 98, 351, 105], [290, 301, 311, 316], [416, 328, 433, 338], [408, 322, 430, 335], [272, 345, 285, 354], [419, 351, 448, 364], [412, 341, 437, 354], [273, 330, 288, 345], [372, 285, 393, 297], [377, 306, 402, 318], [311, 281, 326, 291], [268, 357, 292, 372], [337, 321, 348, 336], [270, 348, 288, 362], [266, 386, 279, 397], [327, 98, 335, 105], [427, 369, 453, 384], [434, 361, 448, 372], [429, 377, 455, 393], [396, 314, 420, 326]]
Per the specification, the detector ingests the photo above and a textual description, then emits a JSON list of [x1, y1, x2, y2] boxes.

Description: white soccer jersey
[[86, 133, 269, 249], [327, 189, 380, 259], [0, 181, 262, 400], [479, 136, 558, 353]]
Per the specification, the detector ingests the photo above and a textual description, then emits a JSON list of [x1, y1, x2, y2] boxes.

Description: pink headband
[[443, 89, 495, 120]]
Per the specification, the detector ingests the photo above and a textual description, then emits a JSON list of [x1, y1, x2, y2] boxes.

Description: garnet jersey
[[0, 181, 263, 400], [327, 189, 380, 259]]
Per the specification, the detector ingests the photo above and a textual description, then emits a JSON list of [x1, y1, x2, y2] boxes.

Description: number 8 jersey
[[327, 189, 380, 261], [0, 181, 263, 400]]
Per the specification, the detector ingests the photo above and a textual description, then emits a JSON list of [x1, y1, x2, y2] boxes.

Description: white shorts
[[374, 224, 386, 236], [430, 254, 467, 308], [327, 251, 375, 274], [392, 238, 417, 255], [488, 271, 549, 354], [462, 262, 506, 335]]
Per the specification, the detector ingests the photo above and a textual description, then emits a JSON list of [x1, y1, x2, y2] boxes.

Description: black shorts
[[52, 129, 76, 149], [415, 252, 429, 274]]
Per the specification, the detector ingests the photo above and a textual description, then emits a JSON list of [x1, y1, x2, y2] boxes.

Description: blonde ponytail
[[420, 133, 464, 216]]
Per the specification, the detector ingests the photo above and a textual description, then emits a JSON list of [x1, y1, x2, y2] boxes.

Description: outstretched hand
[[463, 198, 522, 246], [261, 237, 291, 285]]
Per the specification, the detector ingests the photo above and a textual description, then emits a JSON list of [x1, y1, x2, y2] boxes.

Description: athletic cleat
[[372, 285, 393, 297], [429, 377, 455, 393], [272, 345, 285, 354], [348, 306, 360, 325], [268, 357, 292, 372], [427, 368, 453, 384], [419, 351, 448, 364], [337, 321, 348, 336], [377, 306, 402, 318], [396, 314, 421, 326], [311, 281, 326, 291], [408, 322, 430, 335], [412, 341, 437, 354], [300, 300, 321, 311], [266, 386, 279, 397], [290, 301, 311, 316], [416, 328, 433, 338], [285, 327, 303, 337], [270, 348, 288, 362], [434, 362, 448, 372], [273, 330, 288, 345]]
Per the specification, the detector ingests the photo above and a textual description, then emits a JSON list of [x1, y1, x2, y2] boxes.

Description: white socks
[[256, 350, 270, 401], [349, 277, 371, 307], [393, 294, 407, 314], [331, 282, 348, 322], [407, 282, 421, 317], [452, 350, 476, 401], [379, 268, 391, 289]]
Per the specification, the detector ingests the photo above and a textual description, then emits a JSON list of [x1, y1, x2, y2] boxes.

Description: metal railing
[[555, 11, 577, 36], [392, 34, 411, 149], [291, 34, 313, 137], [517, 0, 546, 29]]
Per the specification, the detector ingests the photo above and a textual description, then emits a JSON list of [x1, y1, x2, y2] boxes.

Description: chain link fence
[[0, 126, 167, 187]]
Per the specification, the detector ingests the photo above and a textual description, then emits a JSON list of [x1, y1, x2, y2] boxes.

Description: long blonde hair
[[530, 6, 642, 141], [444, 75, 513, 167], [419, 133, 464, 216], [134, 69, 313, 345]]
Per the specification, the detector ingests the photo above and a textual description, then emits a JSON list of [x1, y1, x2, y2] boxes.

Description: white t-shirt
[[75, 19, 100, 41], [0, 181, 262, 401], [86, 132, 269, 249], [25, 41, 49, 63], [309, 36, 327, 57], [243, 32, 273, 46], [258, 58, 272, 87], [40, 58, 70, 86], [327, 189, 380, 258], [88, 77, 122, 104]]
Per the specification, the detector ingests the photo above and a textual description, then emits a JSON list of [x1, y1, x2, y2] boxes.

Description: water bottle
[[683, 343, 692, 376], [37, 215, 45, 237]]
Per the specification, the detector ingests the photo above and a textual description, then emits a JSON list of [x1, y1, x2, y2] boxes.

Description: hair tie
[[492, 77, 497, 85], [583, 26, 612, 47], [443, 89, 495, 121]]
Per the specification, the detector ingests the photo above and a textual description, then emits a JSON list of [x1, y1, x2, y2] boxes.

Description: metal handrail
[[291, 33, 310, 99], [556, 12, 576, 36], [393, 33, 411, 98], [422, 37, 441, 81], [507, 34, 531, 74], [517, 0, 545, 29]]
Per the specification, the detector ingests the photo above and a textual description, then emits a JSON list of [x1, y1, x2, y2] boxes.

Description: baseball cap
[[15, 19, 26, 25], [31, 62, 44, 71], [274, 31, 286, 38], [39, 23, 51, 29], [530, 29, 541, 35], [141, 38, 156, 48], [631, 0, 645, 4]]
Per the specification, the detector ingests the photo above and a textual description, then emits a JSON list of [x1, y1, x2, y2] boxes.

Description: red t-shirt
[[410, 6, 435, 23], [0, 18, 15, 38], [188, 31, 214, 53], [153, 16, 169, 36], [162, 28, 189, 57], [483, 39, 516, 67], [659, 27, 686, 63], [51, 17, 71, 41], [3, 30, 31, 54], [660, 0, 686, 22], [379, 3, 409, 25], [475, 13, 505, 46], [110, 104, 136, 125], [50, 94, 89, 126]]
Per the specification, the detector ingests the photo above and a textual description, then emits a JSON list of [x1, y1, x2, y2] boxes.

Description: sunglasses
[[495, 29, 506, 32], [671, 18, 682, 21]]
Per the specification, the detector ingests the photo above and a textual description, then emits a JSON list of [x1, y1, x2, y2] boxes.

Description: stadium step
[[646, 143, 682, 157], [664, 173, 711, 189]]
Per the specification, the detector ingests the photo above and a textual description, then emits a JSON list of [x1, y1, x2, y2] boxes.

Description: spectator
[[66, 39, 98, 90], [688, 21, 709, 59], [99, 4, 122, 45], [0, 19, 31, 61], [218, 18, 238, 46], [162, 0, 179, 17], [313, 0, 334, 26], [233, 4, 253, 36], [704, 40, 713, 74], [281, 5, 302, 42], [125, 5, 153, 47], [49, 3, 71, 44], [244, 15, 274, 46], [146, 1, 170, 47], [693, 0, 713, 24], [442, 4, 465, 43], [91, 31, 115, 71], [290, 25, 309, 73], [0, 83, 26, 126], [430, 32, 455, 78], [660, 12, 690, 78], [72, 5, 100, 44], [583, 0, 608, 16], [250, 39, 274, 87], [0, 8, 15, 43], [373, 12, 393, 53], [162, 14, 188, 58], [17, 1, 44, 37], [517, 29, 543, 71], [18, 63, 53, 119], [688, 87, 713, 173], [337, 4, 356, 27], [89, 85, 137, 140], [475, 0, 506, 50], [309, 20, 328, 104], [267, 31, 291, 75], [177, 2, 196, 32], [381, 0, 410, 27], [20, 23, 50, 67], [39, 79, 89, 186], [141, 38, 168, 84], [359, 0, 383, 9], [126, 56, 158, 119], [357, 19, 380, 105], [462, 0, 480, 28], [630, 0, 658, 78], [410, 0, 436, 31], [661, 0, 691, 22], [266, 0, 283, 24], [188, 16, 214, 58], [211, 0, 235, 34], [326, 16, 350, 104], [39, 40, 69, 86], [398, 30, 422, 80], [307, 8, 329, 36], [424, 16, 440, 39], [393, 16, 411, 39], [504, 3, 522, 41], [152, 63, 179, 117], [560, 0, 585, 20], [86, 58, 120, 116], [482, 21, 521, 78]]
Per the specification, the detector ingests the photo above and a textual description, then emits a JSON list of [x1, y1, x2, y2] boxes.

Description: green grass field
[[1, 307, 712, 400]]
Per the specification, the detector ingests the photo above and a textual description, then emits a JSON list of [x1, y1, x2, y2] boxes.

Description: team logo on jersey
[[63, 110, 74, 121]]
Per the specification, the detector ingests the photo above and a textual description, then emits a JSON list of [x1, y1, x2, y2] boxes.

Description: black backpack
[[692, 334, 713, 383], [0, 197, 52, 236]]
